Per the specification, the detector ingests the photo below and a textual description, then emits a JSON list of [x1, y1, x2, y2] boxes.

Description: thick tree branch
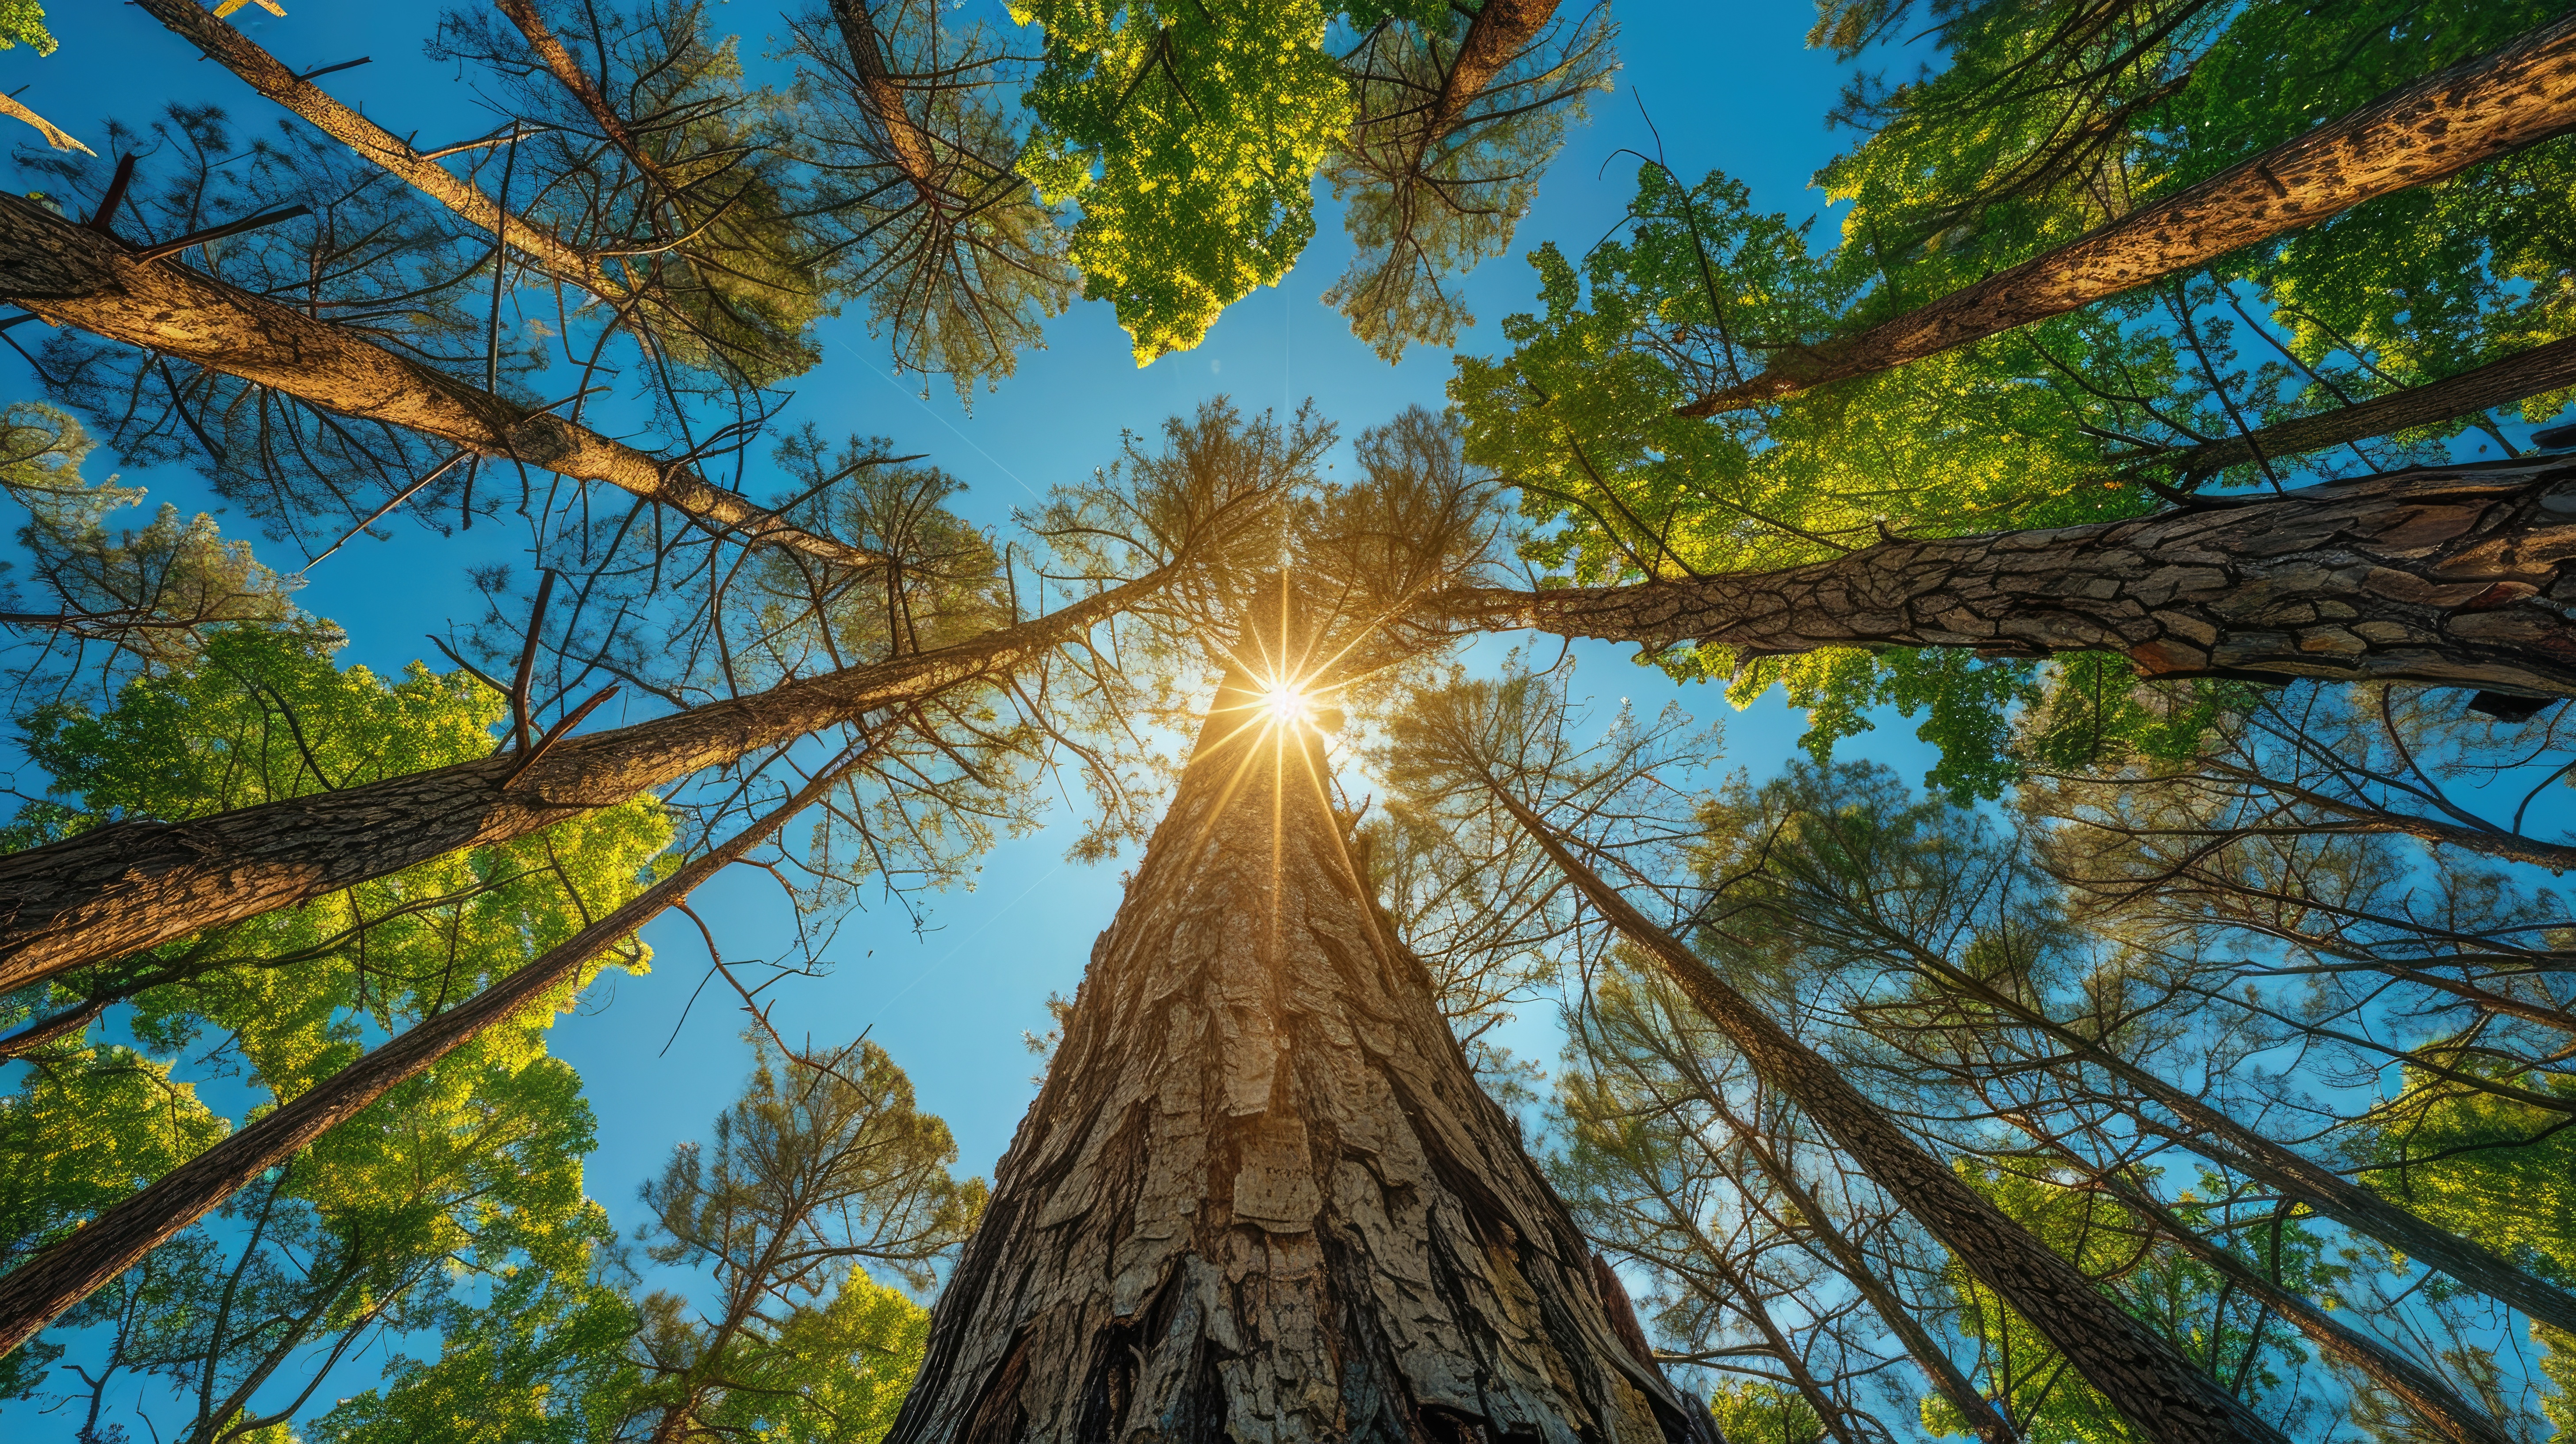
[[1679, 13, 2576, 415]]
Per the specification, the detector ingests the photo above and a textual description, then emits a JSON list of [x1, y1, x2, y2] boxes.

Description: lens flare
[[1258, 682, 1313, 728]]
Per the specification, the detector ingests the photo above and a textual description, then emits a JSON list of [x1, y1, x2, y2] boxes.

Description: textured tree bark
[[2153, 334, 2576, 480], [1696, 1096, 2020, 1444], [1423, 0, 1562, 141], [0, 750, 859, 1362], [130, 0, 609, 294], [2084, 1168, 2519, 1444], [887, 664, 1718, 1444], [1677, 13, 2576, 415], [0, 195, 877, 567], [1447, 458, 2576, 697], [1499, 793, 2290, 1444], [0, 570, 1168, 995], [825, 0, 945, 192], [492, 0, 675, 193], [1869, 928, 2576, 1340]]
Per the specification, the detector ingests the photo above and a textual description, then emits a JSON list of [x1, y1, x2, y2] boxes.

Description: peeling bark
[[0, 751, 859, 1361], [889, 664, 1717, 1444], [1503, 796, 2289, 1444], [2152, 333, 2576, 479], [1678, 13, 2576, 415], [0, 195, 878, 567], [1449, 459, 2576, 698], [131, 0, 607, 294], [0, 570, 1169, 995], [1423, 1, 1562, 142]]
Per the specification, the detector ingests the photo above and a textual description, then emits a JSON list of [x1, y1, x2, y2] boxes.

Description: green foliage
[[0, 0, 52, 55], [2015, 655, 2246, 776], [1930, 1159, 2324, 1442], [1706, 1379, 1827, 1443], [1013, 0, 1354, 362]]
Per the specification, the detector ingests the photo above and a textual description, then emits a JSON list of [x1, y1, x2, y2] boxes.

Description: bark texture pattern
[[0, 195, 874, 565], [0, 572, 1162, 993], [1455, 459, 2576, 696], [1679, 13, 2576, 413], [1424, 0, 1561, 141], [889, 681, 1714, 1444]]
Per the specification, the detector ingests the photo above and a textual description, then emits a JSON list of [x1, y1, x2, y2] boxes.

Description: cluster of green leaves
[[1012, 0, 1356, 363], [0, 0, 50, 55], [1449, 0, 2576, 797]]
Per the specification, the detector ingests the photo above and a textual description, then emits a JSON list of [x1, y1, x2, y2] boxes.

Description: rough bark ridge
[[1449, 458, 2576, 697], [0, 195, 876, 567], [888, 671, 1715, 1444], [826, 0, 945, 191], [0, 570, 1168, 994], [131, 0, 609, 293], [0, 750, 860, 1361], [1504, 796, 2288, 1444], [1422, 0, 1561, 142], [1678, 12, 2576, 415]]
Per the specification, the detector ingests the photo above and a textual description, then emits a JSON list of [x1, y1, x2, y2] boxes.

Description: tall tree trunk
[[1852, 914, 2576, 1340], [0, 743, 866, 1360], [1447, 458, 2576, 698], [2076, 1160, 2520, 1444], [0, 569, 1170, 994], [0, 195, 876, 567], [887, 663, 1718, 1444], [2149, 334, 2576, 480], [1693, 1092, 2020, 1444], [1423, 0, 1561, 142], [130, 0, 608, 294], [824, 0, 945, 192], [1677, 13, 2576, 415], [1495, 791, 2291, 1444], [493, 0, 675, 194]]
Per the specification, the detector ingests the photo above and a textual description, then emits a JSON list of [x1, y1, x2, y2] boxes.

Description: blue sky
[[0, 0, 1947, 1419]]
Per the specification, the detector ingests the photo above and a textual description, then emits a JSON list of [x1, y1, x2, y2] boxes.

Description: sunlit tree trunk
[[1450, 459, 2576, 699], [888, 662, 1717, 1444], [1677, 12, 2576, 414], [0, 570, 1169, 993], [0, 743, 867, 1360], [1494, 791, 2290, 1444], [0, 195, 873, 566], [1423, 0, 1562, 140]]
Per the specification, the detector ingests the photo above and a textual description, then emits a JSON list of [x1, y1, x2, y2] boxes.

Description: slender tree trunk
[[130, 0, 607, 294], [492, 0, 675, 193], [1448, 458, 2576, 698], [2077, 1163, 2520, 1444], [1496, 791, 2291, 1444], [1678, 13, 2576, 415], [0, 747, 861, 1361], [2153, 334, 2576, 480], [0, 569, 1169, 994], [1424, 0, 1561, 141], [1694, 1093, 2021, 1444], [824, 0, 944, 192], [887, 662, 1717, 1444], [1852, 907, 2576, 1340], [0, 195, 876, 567]]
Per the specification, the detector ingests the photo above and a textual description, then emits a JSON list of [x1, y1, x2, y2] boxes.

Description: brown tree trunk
[[0, 747, 861, 1361], [2080, 1165, 2520, 1444], [1448, 458, 2576, 698], [1423, 0, 1561, 141], [0, 569, 1169, 995], [2154, 333, 2576, 480], [1870, 928, 2576, 1340], [1694, 1094, 2020, 1444], [1678, 13, 2576, 415], [887, 664, 1718, 1444], [130, 0, 607, 295], [0, 195, 876, 567], [493, 0, 674, 193], [1498, 792, 2290, 1444], [824, 0, 944, 192]]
